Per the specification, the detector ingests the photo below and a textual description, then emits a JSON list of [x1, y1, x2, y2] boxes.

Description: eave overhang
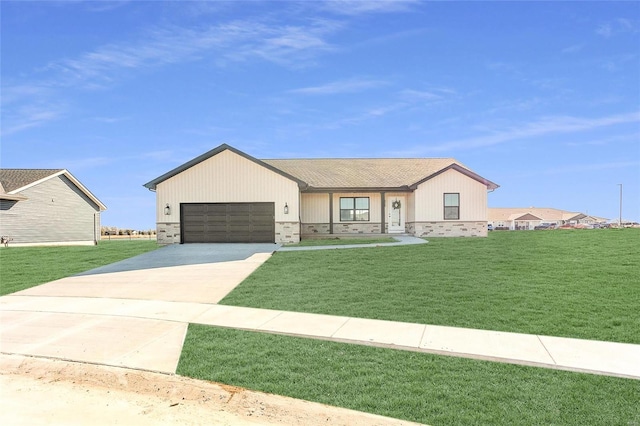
[[301, 186, 412, 193], [0, 193, 28, 201]]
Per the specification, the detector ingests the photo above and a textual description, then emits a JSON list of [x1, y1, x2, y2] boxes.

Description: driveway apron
[[0, 244, 277, 373]]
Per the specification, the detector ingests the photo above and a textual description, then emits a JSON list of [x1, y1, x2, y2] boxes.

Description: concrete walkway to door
[[1, 243, 639, 380]]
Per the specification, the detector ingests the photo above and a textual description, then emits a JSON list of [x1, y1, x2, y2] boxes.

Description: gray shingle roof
[[263, 158, 463, 189], [143, 144, 499, 191], [0, 169, 64, 193]]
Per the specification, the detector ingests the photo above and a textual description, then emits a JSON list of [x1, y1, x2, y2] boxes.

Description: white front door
[[388, 196, 405, 233]]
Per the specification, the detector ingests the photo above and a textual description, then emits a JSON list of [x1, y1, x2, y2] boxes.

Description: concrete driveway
[[77, 243, 281, 275], [0, 244, 277, 373]]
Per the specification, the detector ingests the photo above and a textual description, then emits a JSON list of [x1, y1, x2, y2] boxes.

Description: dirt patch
[[0, 354, 422, 425]]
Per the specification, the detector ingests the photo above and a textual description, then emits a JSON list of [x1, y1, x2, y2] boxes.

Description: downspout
[[329, 193, 333, 235], [380, 192, 386, 234], [298, 190, 302, 243], [93, 212, 98, 245]]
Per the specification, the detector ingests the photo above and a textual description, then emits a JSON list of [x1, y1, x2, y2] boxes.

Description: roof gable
[[0, 168, 107, 211], [143, 144, 308, 191]]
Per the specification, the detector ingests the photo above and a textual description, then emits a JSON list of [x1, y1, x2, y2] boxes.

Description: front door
[[388, 196, 405, 233]]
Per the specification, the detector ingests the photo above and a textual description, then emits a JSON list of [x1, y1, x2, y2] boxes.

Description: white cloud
[[518, 161, 640, 178], [423, 111, 640, 153], [596, 18, 639, 38], [91, 116, 130, 124], [4, 17, 341, 136], [320, 0, 419, 16], [399, 88, 455, 102], [290, 78, 388, 95], [561, 43, 585, 54], [565, 132, 640, 147], [0, 103, 66, 137], [43, 18, 339, 89], [599, 53, 638, 72]]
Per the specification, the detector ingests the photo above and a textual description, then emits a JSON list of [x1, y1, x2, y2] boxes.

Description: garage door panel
[[227, 215, 252, 223], [181, 202, 275, 243], [184, 204, 206, 213], [203, 216, 228, 225], [205, 204, 229, 213]]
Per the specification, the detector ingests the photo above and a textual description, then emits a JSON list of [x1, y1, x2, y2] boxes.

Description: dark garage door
[[181, 203, 275, 243]]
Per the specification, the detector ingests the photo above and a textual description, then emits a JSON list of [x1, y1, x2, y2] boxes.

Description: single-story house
[[0, 169, 107, 246], [144, 144, 499, 244], [488, 207, 608, 230]]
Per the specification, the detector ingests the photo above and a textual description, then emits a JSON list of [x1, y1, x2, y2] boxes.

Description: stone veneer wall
[[157, 222, 181, 244], [301, 222, 383, 235], [407, 221, 487, 237], [301, 223, 331, 235], [275, 221, 300, 244], [157, 221, 299, 244]]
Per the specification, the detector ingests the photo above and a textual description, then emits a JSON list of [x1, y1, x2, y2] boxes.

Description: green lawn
[[221, 229, 640, 343], [0, 240, 158, 295], [285, 237, 397, 247], [178, 325, 640, 426]]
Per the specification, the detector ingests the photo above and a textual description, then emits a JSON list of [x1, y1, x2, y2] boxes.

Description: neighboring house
[[144, 144, 498, 244], [0, 169, 107, 246], [488, 207, 608, 230]]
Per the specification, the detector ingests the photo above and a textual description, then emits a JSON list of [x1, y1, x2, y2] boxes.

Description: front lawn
[[0, 240, 158, 295], [178, 325, 640, 426], [221, 229, 640, 343]]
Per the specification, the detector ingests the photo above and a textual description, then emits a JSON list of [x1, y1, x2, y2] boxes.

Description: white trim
[[387, 195, 406, 233], [1, 240, 98, 247], [7, 169, 107, 211]]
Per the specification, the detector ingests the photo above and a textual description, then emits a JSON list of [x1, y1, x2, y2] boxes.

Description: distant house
[[0, 169, 107, 246], [144, 144, 498, 244], [488, 207, 608, 230]]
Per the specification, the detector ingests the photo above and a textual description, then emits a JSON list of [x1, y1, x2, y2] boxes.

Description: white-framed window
[[444, 193, 460, 220], [340, 197, 370, 221]]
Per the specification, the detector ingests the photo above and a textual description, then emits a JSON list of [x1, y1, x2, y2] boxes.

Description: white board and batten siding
[[414, 169, 488, 221], [301, 193, 330, 223], [0, 175, 101, 245], [156, 149, 300, 223]]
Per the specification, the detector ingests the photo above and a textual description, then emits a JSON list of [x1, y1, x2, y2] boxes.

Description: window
[[444, 193, 459, 220], [340, 197, 370, 221]]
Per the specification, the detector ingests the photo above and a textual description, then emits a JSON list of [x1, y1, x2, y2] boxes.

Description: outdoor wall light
[[164, 203, 171, 215], [284, 202, 289, 215]]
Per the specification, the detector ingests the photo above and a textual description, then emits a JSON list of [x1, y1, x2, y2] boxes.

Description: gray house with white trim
[[0, 169, 107, 246]]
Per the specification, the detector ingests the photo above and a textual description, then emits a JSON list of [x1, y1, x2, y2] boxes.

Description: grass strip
[[221, 229, 640, 343], [178, 325, 640, 426], [285, 237, 397, 247], [0, 240, 158, 295]]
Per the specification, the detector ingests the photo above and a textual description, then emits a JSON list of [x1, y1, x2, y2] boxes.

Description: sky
[[1, 0, 639, 229]]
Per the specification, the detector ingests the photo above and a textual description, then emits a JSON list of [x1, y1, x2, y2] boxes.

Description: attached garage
[[144, 145, 304, 245], [181, 202, 275, 243]]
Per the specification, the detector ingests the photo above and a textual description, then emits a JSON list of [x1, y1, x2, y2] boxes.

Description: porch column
[[380, 192, 386, 234], [329, 192, 333, 234]]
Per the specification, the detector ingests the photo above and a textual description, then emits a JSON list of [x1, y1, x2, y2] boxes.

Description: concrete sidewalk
[[1, 294, 638, 380], [278, 235, 427, 251]]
